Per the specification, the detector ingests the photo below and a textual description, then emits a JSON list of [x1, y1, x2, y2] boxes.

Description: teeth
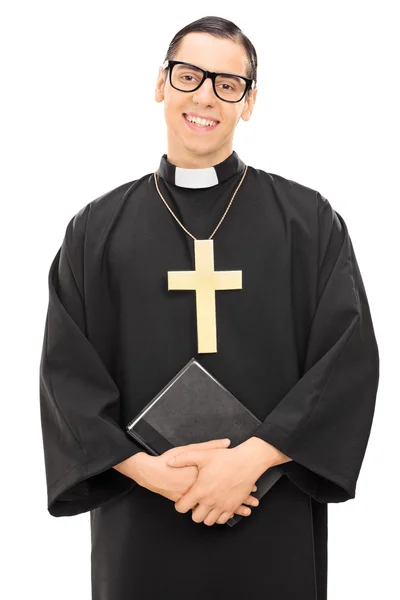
[[185, 115, 217, 127]]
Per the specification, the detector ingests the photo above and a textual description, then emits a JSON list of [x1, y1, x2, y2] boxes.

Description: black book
[[126, 357, 283, 527]]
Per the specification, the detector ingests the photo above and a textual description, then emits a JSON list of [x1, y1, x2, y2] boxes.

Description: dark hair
[[163, 16, 257, 89]]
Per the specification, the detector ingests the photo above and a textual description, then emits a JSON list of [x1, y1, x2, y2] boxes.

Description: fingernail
[[167, 457, 175, 464], [222, 439, 230, 445]]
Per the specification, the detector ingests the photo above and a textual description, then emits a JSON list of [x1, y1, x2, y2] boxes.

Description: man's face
[[155, 32, 257, 167]]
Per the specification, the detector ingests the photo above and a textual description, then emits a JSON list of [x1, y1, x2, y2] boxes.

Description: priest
[[39, 15, 380, 600]]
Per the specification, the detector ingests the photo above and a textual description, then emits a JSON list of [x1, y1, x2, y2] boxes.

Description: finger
[[190, 439, 230, 450], [203, 508, 222, 526], [218, 504, 252, 521], [244, 494, 260, 507], [252, 485, 257, 492], [235, 505, 252, 517], [166, 450, 200, 467], [174, 490, 199, 514], [191, 503, 212, 524], [216, 511, 234, 525], [168, 440, 230, 465]]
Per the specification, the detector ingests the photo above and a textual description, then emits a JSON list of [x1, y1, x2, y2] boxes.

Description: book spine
[[127, 430, 158, 456]]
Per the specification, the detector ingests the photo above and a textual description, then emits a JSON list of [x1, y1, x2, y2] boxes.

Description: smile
[[183, 113, 219, 132]]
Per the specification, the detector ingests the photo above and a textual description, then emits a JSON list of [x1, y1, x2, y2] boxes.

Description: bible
[[126, 357, 283, 527]]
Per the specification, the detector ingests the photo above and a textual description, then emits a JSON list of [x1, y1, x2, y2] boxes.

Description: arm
[[112, 452, 148, 483], [237, 436, 293, 475], [39, 204, 145, 517], [247, 195, 379, 502]]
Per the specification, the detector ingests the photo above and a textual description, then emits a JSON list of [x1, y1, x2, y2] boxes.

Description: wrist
[[129, 452, 153, 486], [239, 436, 282, 475], [113, 451, 151, 485]]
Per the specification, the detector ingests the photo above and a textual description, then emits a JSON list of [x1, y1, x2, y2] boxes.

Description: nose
[[192, 77, 216, 105]]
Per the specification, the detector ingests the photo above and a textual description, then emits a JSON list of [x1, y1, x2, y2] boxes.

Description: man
[[39, 15, 379, 600]]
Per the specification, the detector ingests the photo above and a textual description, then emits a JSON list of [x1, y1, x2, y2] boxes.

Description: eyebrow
[[178, 61, 246, 78]]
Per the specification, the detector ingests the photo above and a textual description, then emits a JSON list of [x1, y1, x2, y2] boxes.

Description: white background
[[1, 1, 398, 598]]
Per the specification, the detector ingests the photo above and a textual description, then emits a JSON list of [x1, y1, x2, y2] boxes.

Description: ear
[[241, 87, 258, 122], [155, 66, 166, 103]]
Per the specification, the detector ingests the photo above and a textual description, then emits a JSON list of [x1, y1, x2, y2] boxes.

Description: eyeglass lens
[[171, 64, 247, 102]]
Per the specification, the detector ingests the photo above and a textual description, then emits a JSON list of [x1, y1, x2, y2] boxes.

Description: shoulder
[[247, 165, 344, 248], [247, 165, 326, 215], [67, 174, 151, 238]]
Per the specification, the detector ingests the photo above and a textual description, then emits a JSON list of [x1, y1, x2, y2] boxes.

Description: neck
[[156, 148, 245, 189], [166, 141, 234, 169]]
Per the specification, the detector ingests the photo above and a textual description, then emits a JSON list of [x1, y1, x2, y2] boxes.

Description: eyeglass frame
[[162, 59, 256, 103]]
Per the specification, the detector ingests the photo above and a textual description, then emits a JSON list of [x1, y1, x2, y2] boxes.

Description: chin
[[180, 137, 213, 154], [187, 143, 217, 158]]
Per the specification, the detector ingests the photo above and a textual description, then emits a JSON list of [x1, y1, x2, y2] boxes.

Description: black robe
[[39, 151, 379, 600]]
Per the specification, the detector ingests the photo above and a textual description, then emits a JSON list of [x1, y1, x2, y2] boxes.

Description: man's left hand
[[166, 443, 271, 526]]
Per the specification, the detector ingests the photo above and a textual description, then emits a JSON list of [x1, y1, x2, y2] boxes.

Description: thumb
[[191, 438, 231, 450], [166, 450, 201, 467]]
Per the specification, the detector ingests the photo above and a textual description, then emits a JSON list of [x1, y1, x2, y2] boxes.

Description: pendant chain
[[153, 165, 248, 241]]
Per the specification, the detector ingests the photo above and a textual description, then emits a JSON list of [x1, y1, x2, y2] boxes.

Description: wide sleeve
[[39, 205, 146, 517], [252, 194, 380, 503]]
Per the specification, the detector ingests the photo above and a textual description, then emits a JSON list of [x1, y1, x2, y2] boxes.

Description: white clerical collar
[[175, 165, 219, 188], [156, 151, 245, 189]]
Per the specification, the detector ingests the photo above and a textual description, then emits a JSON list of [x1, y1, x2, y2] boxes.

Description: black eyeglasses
[[163, 60, 256, 103]]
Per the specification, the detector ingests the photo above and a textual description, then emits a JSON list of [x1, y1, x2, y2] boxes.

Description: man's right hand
[[127, 439, 258, 519], [133, 439, 230, 501]]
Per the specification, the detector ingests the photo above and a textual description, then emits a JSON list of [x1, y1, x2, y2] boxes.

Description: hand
[[166, 446, 261, 526], [136, 439, 232, 503]]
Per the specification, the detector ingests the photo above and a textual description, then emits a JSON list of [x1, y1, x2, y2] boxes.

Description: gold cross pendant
[[168, 239, 242, 353]]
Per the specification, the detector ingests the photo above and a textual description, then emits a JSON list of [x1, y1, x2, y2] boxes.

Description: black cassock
[[39, 151, 379, 600]]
